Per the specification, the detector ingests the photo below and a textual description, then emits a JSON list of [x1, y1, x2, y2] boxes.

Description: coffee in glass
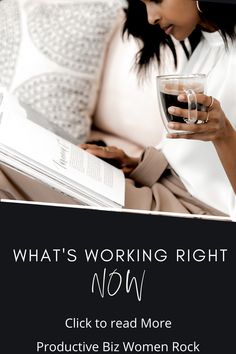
[[156, 74, 206, 133]]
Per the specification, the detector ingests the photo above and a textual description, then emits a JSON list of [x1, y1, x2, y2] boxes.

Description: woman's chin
[[171, 27, 194, 41], [171, 32, 187, 41]]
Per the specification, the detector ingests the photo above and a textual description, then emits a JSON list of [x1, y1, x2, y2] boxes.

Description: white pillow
[[0, 0, 122, 144]]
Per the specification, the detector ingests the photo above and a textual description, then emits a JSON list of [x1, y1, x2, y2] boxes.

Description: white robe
[[159, 31, 236, 219]]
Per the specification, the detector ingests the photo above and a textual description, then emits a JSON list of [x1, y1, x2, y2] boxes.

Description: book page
[[0, 91, 125, 207]]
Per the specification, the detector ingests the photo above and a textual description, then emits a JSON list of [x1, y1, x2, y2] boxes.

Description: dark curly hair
[[123, 0, 236, 74]]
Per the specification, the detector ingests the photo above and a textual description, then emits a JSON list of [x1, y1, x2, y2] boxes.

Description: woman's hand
[[80, 143, 140, 175], [166, 93, 236, 194], [166, 93, 233, 142]]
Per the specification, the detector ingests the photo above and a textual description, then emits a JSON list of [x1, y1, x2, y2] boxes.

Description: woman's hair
[[198, 1, 236, 43], [123, 0, 236, 74]]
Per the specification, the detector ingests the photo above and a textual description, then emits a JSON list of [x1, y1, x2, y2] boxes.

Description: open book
[[0, 89, 125, 208]]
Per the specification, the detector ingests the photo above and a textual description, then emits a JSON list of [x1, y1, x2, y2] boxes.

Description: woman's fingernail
[[168, 122, 175, 129], [178, 94, 186, 101], [168, 107, 175, 114]]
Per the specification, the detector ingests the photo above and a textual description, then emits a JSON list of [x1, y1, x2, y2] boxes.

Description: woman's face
[[140, 0, 201, 40]]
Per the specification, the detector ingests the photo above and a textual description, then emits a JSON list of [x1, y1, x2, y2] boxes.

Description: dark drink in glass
[[160, 90, 204, 123], [156, 74, 206, 133]]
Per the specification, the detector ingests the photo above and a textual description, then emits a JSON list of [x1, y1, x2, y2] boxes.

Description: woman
[[81, 0, 236, 219]]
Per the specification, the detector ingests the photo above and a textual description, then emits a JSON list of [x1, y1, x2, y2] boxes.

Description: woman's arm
[[80, 144, 169, 187], [166, 94, 236, 193]]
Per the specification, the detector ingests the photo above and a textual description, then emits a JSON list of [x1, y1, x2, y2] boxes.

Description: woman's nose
[[146, 4, 160, 25]]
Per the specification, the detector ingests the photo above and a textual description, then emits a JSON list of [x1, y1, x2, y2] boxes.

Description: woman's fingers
[[168, 94, 225, 140], [167, 131, 216, 141], [80, 143, 127, 163], [167, 119, 215, 133], [168, 106, 209, 122], [80, 143, 107, 156], [178, 93, 218, 108], [166, 93, 227, 141], [168, 94, 219, 123], [80, 143, 140, 174]]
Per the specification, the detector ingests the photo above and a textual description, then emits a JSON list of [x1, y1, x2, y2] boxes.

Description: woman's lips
[[164, 25, 174, 35]]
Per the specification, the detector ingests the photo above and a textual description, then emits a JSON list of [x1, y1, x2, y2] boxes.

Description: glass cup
[[156, 74, 206, 134]]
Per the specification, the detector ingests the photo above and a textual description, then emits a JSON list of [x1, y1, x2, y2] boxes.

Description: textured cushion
[[0, 0, 122, 144]]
